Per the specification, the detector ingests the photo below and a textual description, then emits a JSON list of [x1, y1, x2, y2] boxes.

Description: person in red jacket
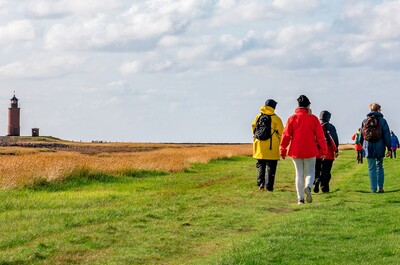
[[351, 128, 363, 163], [280, 95, 327, 204], [314, 111, 339, 193]]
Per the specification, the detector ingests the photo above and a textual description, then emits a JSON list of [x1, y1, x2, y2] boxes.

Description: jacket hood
[[319, 111, 331, 123], [367, 111, 383, 118], [295, 107, 310, 114], [260, 105, 275, 115]]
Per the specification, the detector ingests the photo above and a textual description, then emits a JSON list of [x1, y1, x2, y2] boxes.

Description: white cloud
[[148, 60, 173, 72], [210, 1, 274, 27], [0, 20, 35, 43], [158, 35, 181, 47], [44, 15, 111, 50], [23, 0, 125, 18], [330, 1, 400, 68], [0, 1, 9, 16], [273, 0, 320, 13], [62, 0, 125, 15], [0, 54, 85, 79], [369, 1, 400, 40], [347, 42, 375, 64], [120, 61, 141, 75], [25, 1, 68, 18], [43, 1, 214, 51], [120, 56, 175, 74], [217, 0, 236, 9], [177, 44, 211, 61], [339, 1, 400, 41], [276, 23, 328, 45], [79, 80, 138, 95]]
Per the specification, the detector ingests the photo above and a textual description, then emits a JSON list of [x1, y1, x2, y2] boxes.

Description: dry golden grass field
[[0, 137, 253, 188], [0, 137, 354, 189]]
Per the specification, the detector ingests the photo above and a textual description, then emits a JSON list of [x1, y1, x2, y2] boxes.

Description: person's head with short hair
[[370, 103, 381, 112]]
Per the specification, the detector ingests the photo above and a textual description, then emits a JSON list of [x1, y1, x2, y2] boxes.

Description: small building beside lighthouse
[[32, 128, 40, 137], [7, 94, 20, 136]]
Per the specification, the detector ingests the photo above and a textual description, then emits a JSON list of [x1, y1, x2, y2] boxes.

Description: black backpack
[[254, 114, 275, 141], [362, 115, 382, 142]]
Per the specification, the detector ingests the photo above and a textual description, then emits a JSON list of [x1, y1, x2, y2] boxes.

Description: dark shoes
[[378, 189, 385, 193], [313, 183, 320, 193], [259, 185, 274, 192], [313, 179, 320, 193]]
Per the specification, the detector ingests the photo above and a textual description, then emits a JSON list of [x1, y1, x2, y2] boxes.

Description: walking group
[[252, 96, 392, 204]]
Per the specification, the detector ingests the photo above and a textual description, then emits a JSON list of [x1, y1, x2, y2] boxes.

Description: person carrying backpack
[[252, 99, 284, 191], [359, 103, 391, 193], [351, 128, 363, 163], [314, 111, 339, 193], [280, 95, 327, 204]]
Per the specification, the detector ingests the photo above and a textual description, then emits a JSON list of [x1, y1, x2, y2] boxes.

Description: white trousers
[[292, 157, 316, 199]]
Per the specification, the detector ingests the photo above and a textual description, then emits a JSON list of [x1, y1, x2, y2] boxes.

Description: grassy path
[[0, 150, 399, 264]]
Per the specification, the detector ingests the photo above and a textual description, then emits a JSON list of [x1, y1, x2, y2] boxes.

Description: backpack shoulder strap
[[321, 122, 328, 134]]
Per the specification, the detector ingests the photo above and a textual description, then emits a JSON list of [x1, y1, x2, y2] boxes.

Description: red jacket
[[351, 133, 363, 151], [318, 123, 338, 160], [280, 108, 328, 158]]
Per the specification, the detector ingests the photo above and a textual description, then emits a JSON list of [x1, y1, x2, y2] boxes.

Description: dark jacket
[[319, 111, 339, 160], [360, 111, 391, 158], [391, 133, 399, 149]]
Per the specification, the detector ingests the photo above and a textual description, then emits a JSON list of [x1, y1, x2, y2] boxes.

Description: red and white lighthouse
[[7, 94, 20, 136]]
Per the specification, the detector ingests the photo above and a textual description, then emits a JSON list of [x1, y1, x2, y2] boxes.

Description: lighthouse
[[7, 93, 20, 136]]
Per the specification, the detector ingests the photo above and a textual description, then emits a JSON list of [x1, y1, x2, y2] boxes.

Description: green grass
[[0, 150, 400, 264]]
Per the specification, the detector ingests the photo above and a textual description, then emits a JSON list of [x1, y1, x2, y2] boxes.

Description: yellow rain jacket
[[252, 105, 284, 160]]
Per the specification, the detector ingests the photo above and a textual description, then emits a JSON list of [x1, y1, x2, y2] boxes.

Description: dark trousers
[[315, 159, 334, 192], [256, 159, 278, 191], [390, 149, 396, 158], [357, 150, 363, 163]]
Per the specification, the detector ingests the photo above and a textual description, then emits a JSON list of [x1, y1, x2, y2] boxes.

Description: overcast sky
[[0, 0, 399, 143]]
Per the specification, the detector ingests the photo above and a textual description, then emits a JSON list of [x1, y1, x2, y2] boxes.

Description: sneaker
[[298, 199, 305, 204], [304, 187, 313, 203], [378, 189, 384, 193], [259, 185, 265, 191]]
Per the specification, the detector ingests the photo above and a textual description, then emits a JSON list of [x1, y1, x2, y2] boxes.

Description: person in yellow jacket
[[252, 99, 284, 191]]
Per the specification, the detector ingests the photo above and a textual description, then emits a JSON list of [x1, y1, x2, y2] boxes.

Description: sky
[[0, 0, 400, 143]]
